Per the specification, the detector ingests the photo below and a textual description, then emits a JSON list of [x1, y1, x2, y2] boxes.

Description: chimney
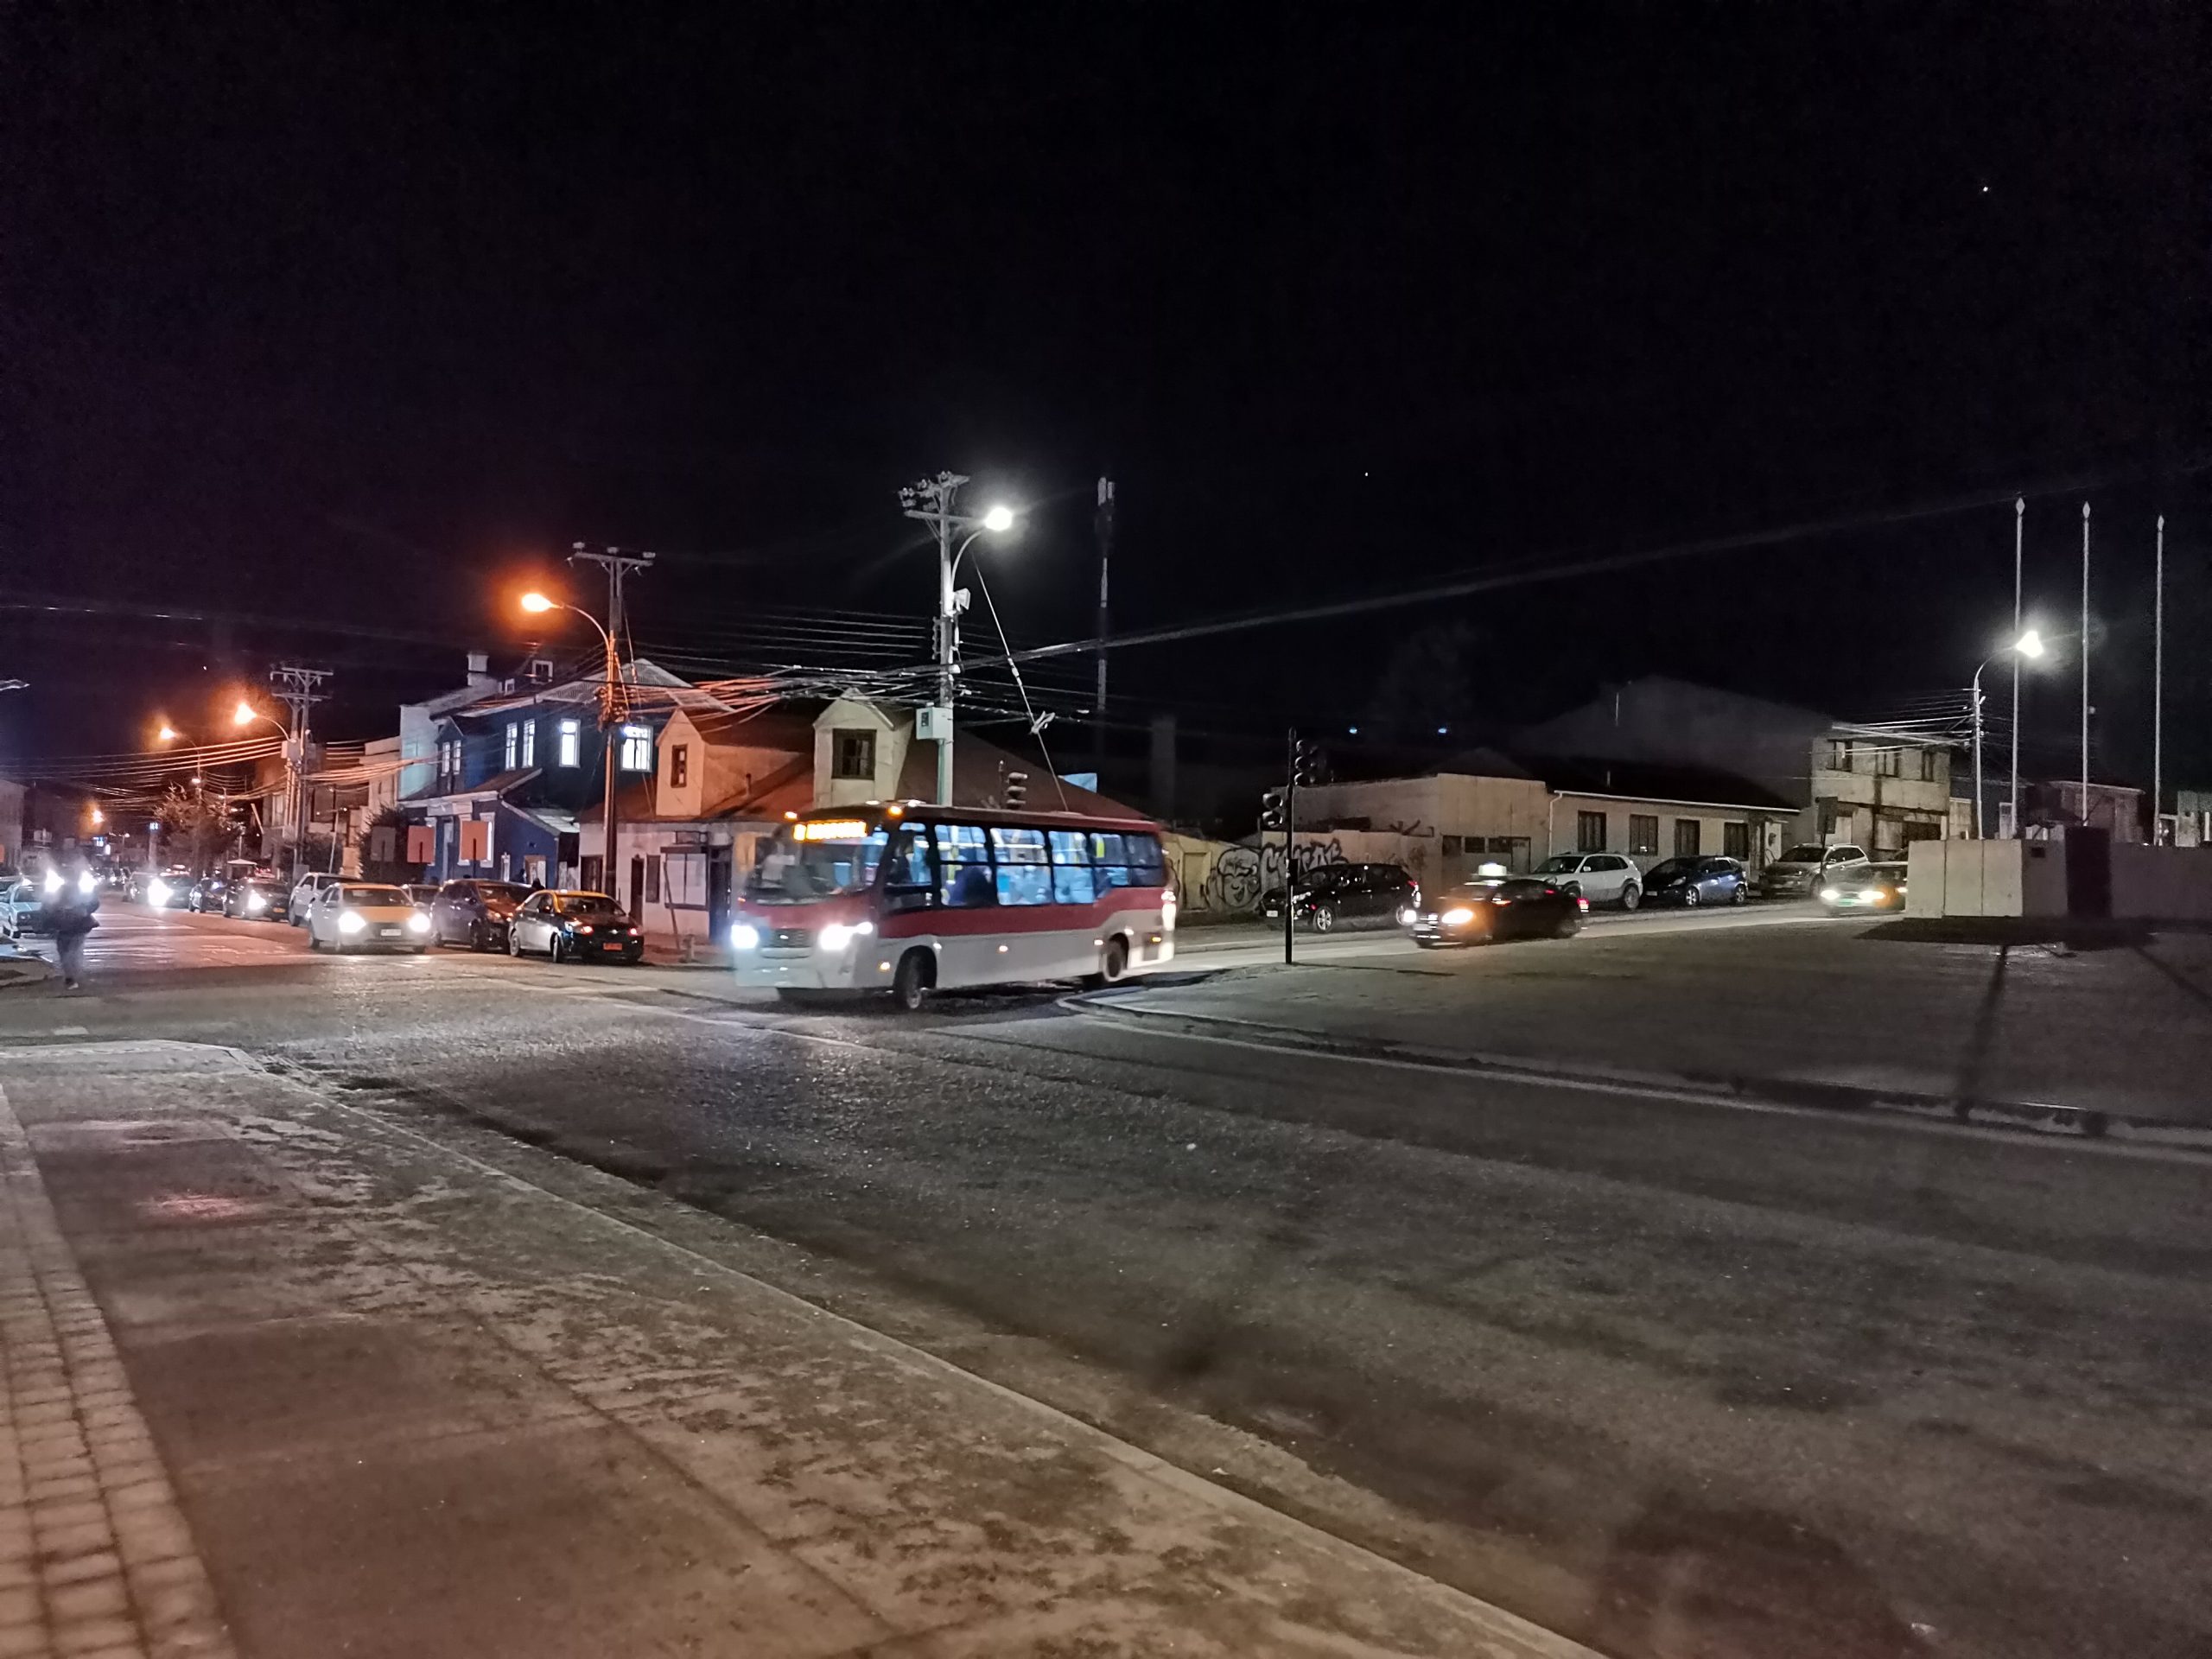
[[466, 652, 493, 690]]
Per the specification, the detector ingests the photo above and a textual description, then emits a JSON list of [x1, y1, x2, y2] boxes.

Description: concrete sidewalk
[[1094, 922, 2212, 1134], [0, 1039, 1592, 1659]]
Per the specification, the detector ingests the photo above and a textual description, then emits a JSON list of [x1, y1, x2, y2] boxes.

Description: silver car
[[1760, 842, 1868, 900], [1532, 852, 1643, 910]]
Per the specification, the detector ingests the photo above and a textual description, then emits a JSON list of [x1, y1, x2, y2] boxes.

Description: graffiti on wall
[[1167, 833, 1351, 915]]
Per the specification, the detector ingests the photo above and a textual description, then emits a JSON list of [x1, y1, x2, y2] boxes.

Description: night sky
[[3, 7, 2204, 790]]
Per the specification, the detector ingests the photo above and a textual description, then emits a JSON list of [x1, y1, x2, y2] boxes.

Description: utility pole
[[1093, 476, 1115, 786], [2153, 513, 2165, 842], [2080, 502, 2091, 823], [2009, 496, 2024, 837], [267, 664, 331, 874], [899, 474, 1015, 807], [1283, 728, 1298, 966], [568, 544, 655, 907]]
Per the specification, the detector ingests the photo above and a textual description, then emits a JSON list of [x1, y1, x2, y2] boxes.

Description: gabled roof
[[893, 728, 1140, 817], [1525, 754, 1798, 813], [671, 707, 819, 753]]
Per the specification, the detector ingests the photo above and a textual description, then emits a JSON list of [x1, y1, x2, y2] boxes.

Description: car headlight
[[246, 893, 266, 912], [575, 924, 594, 935], [731, 924, 760, 950], [42, 870, 61, 896], [77, 872, 96, 896], [339, 911, 365, 934], [1397, 906, 1417, 925], [1440, 906, 1476, 926], [147, 880, 170, 906], [407, 912, 430, 934], [1820, 887, 1840, 902]]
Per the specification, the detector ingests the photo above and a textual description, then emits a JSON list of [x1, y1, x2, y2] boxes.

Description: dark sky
[[3, 6, 2204, 785]]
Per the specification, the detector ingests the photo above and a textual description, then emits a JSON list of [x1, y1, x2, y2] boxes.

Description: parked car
[[1819, 861, 1908, 915], [305, 882, 433, 953], [1532, 852, 1643, 910], [130, 867, 193, 907], [402, 884, 442, 912], [223, 875, 293, 920], [1760, 842, 1869, 900], [430, 880, 531, 951], [1642, 855, 1751, 907], [1261, 863, 1419, 933], [1, 868, 41, 936], [288, 870, 345, 925], [1408, 876, 1586, 946], [507, 890, 644, 963]]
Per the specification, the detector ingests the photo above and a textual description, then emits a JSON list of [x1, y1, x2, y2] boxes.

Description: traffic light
[[1003, 770, 1028, 809], [1259, 787, 1287, 832], [1293, 738, 1325, 788]]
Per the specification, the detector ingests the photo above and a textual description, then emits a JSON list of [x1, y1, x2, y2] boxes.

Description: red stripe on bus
[[878, 889, 1168, 940]]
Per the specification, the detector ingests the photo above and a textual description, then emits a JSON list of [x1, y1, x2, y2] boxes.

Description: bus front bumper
[[731, 947, 883, 993]]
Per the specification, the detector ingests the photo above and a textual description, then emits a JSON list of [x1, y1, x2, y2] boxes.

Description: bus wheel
[[892, 950, 934, 1012], [1086, 936, 1129, 988]]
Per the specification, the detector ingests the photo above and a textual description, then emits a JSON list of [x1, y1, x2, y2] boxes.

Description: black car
[[1641, 855, 1750, 907], [430, 879, 532, 951], [1261, 863, 1420, 933], [186, 874, 233, 912], [507, 889, 644, 963], [222, 875, 292, 920], [1408, 877, 1585, 946]]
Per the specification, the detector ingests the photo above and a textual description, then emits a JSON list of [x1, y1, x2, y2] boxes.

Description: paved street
[[2, 903, 2209, 1657]]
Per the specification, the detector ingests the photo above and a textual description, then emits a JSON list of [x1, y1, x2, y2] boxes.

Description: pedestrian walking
[[48, 860, 99, 992]]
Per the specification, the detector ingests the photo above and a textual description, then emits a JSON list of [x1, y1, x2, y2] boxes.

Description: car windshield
[[471, 883, 529, 906], [751, 829, 887, 901], [553, 894, 624, 916], [1646, 858, 1694, 881], [1777, 844, 1827, 864], [340, 887, 404, 906], [1535, 855, 1583, 874]]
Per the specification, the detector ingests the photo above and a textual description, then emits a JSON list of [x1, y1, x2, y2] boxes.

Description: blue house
[[403, 660, 698, 890]]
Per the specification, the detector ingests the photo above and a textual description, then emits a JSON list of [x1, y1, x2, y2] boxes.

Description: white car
[[288, 870, 344, 925], [305, 882, 433, 953], [1531, 852, 1643, 909], [1761, 842, 1870, 900]]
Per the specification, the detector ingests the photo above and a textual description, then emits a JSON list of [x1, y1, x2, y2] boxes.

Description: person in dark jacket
[[48, 860, 99, 991]]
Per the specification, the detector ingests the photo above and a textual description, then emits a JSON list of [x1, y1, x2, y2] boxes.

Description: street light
[[898, 474, 1021, 805], [1973, 629, 2046, 838], [520, 588, 624, 895]]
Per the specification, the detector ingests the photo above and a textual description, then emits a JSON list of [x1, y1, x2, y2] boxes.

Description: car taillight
[[1578, 894, 1590, 911]]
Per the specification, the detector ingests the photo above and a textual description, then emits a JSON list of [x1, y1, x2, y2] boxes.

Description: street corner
[[0, 950, 56, 991]]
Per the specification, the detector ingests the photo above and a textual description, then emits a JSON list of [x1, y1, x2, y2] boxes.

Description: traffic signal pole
[[1284, 727, 1297, 966]]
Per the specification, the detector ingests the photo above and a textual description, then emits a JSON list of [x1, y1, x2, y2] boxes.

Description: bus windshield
[[750, 828, 887, 902]]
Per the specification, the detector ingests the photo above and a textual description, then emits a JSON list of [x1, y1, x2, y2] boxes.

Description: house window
[[670, 745, 690, 788], [1919, 747, 1939, 782], [556, 719, 581, 768], [1874, 745, 1902, 778], [1627, 815, 1659, 855], [644, 855, 660, 904], [1828, 739, 1853, 771], [504, 723, 518, 771], [1723, 821, 1751, 861], [1817, 798, 1839, 836], [831, 729, 876, 781], [520, 721, 536, 767], [1440, 835, 1462, 857], [1674, 818, 1701, 856], [1575, 810, 1607, 853], [619, 725, 652, 772]]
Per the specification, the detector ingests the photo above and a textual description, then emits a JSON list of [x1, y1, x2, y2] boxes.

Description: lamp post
[[233, 701, 296, 868], [155, 724, 210, 873], [899, 474, 1019, 805], [522, 590, 624, 897], [1973, 629, 2045, 838]]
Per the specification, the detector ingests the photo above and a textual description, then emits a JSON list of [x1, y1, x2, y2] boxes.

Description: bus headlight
[[730, 924, 760, 950], [339, 911, 365, 935], [819, 920, 874, 953]]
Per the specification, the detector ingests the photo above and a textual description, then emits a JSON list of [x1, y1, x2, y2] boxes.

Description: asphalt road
[[5, 904, 2209, 1659]]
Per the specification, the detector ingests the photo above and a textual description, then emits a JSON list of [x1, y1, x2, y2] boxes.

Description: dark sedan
[[1819, 861, 1908, 915], [186, 873, 234, 912], [222, 876, 292, 920], [430, 879, 531, 951], [507, 889, 644, 963], [1261, 863, 1419, 933], [1641, 855, 1751, 907], [1408, 876, 1585, 946]]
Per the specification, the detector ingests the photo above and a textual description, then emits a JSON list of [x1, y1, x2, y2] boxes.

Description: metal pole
[[1283, 727, 1296, 967], [2153, 513, 2164, 841], [2080, 502, 2091, 821], [1093, 477, 1114, 786], [2010, 496, 2023, 836], [1971, 663, 1986, 838], [937, 512, 957, 805]]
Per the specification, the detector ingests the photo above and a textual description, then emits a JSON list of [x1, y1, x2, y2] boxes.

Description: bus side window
[[1089, 832, 1132, 890], [990, 827, 1052, 906], [936, 824, 995, 908], [1128, 833, 1165, 886], [1048, 830, 1094, 904], [884, 828, 933, 912]]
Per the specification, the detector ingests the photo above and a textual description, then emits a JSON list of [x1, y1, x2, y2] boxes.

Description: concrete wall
[[1547, 792, 1777, 868], [2111, 844, 2212, 921], [1908, 839, 2066, 918]]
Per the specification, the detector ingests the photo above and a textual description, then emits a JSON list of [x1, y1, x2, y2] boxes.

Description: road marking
[[49, 1026, 87, 1037]]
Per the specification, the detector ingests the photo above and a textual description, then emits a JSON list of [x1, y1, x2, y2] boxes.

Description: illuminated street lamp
[[520, 588, 625, 894], [897, 475, 1022, 804], [1973, 629, 2046, 838]]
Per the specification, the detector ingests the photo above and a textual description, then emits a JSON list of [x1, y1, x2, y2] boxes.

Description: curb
[[1068, 994, 2212, 1155], [0, 954, 54, 992]]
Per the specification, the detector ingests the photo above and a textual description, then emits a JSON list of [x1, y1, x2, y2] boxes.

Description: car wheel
[[1309, 903, 1336, 934], [1620, 883, 1641, 912], [1731, 880, 1749, 906], [1554, 910, 1582, 938], [1562, 880, 1582, 900], [892, 949, 933, 1012], [550, 934, 567, 963], [307, 931, 321, 951], [1681, 886, 1701, 908]]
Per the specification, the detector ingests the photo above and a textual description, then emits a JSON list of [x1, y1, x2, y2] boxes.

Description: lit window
[[557, 719, 581, 768], [504, 723, 518, 770], [620, 726, 652, 772], [520, 721, 536, 766]]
